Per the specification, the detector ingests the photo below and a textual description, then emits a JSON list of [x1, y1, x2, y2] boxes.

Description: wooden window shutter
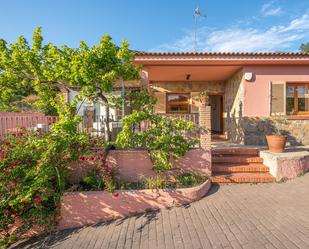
[[154, 92, 166, 114], [190, 92, 200, 113], [270, 81, 285, 115]]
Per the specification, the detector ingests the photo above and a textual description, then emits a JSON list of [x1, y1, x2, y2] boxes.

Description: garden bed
[[58, 178, 211, 230], [59, 147, 212, 230]]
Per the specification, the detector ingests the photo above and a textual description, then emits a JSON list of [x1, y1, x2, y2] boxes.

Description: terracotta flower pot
[[266, 135, 287, 153]]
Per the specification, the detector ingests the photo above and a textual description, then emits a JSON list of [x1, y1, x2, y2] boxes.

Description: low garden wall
[[67, 148, 212, 184], [59, 148, 212, 230], [260, 149, 309, 180], [58, 179, 211, 230], [106, 148, 212, 182]]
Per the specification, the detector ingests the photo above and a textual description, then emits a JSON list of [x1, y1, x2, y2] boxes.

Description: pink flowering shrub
[[0, 130, 45, 233], [0, 110, 117, 247], [0, 116, 90, 245], [79, 155, 116, 192]]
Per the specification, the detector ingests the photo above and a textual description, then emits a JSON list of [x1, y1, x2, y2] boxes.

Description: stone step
[[212, 156, 264, 164], [211, 173, 275, 183], [212, 148, 259, 156], [212, 164, 269, 173]]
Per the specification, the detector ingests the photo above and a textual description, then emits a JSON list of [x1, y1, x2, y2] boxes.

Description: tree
[[300, 43, 309, 52], [116, 90, 197, 172], [0, 27, 139, 140]]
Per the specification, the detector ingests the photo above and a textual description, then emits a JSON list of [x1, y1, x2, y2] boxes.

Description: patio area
[[13, 173, 309, 249]]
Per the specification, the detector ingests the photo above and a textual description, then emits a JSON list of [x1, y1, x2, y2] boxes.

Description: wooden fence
[[0, 112, 59, 138]]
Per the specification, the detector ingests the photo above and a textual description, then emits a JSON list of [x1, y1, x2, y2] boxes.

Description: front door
[[209, 95, 223, 134]]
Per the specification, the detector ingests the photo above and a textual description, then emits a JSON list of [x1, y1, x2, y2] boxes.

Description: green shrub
[[176, 173, 205, 188], [144, 175, 166, 189], [116, 90, 197, 172], [116, 173, 208, 191], [83, 172, 100, 190]]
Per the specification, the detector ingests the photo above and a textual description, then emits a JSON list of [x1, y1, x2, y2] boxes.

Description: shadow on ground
[[9, 209, 163, 249], [9, 184, 218, 249]]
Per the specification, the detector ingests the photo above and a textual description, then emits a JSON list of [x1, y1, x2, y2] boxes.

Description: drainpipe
[[122, 77, 125, 117], [121, 58, 125, 117]]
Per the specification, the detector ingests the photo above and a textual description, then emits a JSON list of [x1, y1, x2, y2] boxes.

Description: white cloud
[[261, 1, 283, 16], [151, 13, 309, 52]]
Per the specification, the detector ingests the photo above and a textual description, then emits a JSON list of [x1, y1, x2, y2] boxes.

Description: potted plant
[[194, 90, 212, 106], [266, 117, 288, 153]]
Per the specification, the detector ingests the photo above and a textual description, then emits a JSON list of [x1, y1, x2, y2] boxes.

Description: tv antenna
[[193, 5, 206, 52]]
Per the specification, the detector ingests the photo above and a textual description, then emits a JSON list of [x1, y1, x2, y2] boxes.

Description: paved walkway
[[13, 174, 309, 249]]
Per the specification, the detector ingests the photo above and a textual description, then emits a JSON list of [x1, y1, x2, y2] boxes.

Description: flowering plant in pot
[[194, 90, 212, 105], [266, 117, 288, 153]]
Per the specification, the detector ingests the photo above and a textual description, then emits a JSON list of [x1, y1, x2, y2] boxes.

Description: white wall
[[68, 90, 121, 119]]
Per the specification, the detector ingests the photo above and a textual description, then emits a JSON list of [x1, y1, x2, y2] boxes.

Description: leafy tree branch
[[0, 28, 140, 140]]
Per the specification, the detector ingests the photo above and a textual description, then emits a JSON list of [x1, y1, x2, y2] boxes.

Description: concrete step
[[212, 156, 263, 164], [211, 173, 275, 183], [212, 164, 269, 173], [212, 148, 259, 156]]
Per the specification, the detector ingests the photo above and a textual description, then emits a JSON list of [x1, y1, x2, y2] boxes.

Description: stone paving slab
[[11, 174, 309, 249]]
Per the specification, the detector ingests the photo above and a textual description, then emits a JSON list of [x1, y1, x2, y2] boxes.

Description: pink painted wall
[[106, 150, 156, 182], [59, 180, 211, 230], [171, 149, 212, 176], [243, 66, 309, 117], [106, 149, 212, 182]]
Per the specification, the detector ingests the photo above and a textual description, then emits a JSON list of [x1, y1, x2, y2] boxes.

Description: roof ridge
[[135, 51, 309, 56]]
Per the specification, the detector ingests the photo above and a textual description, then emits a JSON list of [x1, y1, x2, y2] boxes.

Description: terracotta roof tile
[[135, 51, 309, 56]]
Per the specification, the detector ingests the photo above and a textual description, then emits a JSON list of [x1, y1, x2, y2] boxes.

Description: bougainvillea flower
[[33, 197, 42, 204]]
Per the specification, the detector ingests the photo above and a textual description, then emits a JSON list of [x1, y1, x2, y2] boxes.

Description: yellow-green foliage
[[116, 90, 197, 172]]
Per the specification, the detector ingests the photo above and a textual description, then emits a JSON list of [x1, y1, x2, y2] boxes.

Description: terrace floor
[[211, 135, 265, 150], [13, 173, 309, 249]]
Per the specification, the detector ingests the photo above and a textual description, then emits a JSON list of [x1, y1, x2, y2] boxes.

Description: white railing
[[78, 114, 123, 137], [158, 113, 199, 124]]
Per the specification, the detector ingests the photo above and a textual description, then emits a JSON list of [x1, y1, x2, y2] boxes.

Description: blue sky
[[1, 0, 309, 52]]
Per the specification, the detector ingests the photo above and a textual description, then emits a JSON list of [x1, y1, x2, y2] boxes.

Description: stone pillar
[[199, 105, 211, 149]]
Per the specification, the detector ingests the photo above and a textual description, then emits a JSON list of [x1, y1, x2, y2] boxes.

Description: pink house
[[134, 52, 309, 146]]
